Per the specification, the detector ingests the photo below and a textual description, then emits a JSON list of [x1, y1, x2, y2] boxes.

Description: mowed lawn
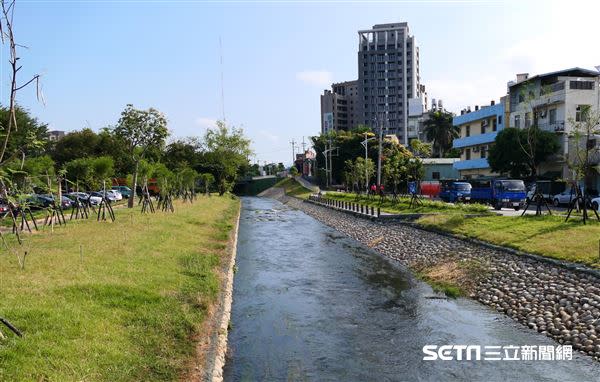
[[0, 196, 239, 381], [324, 191, 490, 215], [417, 214, 600, 268]]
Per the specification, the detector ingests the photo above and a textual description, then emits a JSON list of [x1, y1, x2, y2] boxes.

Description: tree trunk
[[129, 160, 139, 208]]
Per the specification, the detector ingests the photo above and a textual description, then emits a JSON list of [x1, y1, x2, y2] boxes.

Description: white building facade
[[508, 68, 600, 186]]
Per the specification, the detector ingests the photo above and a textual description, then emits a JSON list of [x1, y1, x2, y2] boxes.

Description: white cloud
[[295, 70, 333, 87], [194, 117, 217, 129], [258, 129, 279, 143]]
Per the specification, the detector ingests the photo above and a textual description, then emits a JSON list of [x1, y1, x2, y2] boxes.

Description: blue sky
[[4, 0, 600, 164]]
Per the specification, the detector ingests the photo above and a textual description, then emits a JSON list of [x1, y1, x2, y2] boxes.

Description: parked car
[[27, 194, 54, 209], [98, 189, 122, 201], [67, 192, 102, 206], [112, 186, 132, 198], [40, 194, 73, 209], [553, 189, 575, 207], [526, 180, 567, 203], [92, 190, 120, 202], [591, 196, 600, 211]]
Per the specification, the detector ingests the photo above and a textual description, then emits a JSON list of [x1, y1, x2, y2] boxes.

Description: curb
[[205, 202, 241, 381]]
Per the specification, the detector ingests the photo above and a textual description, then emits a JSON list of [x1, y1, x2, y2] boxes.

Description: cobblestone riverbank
[[271, 192, 600, 361]]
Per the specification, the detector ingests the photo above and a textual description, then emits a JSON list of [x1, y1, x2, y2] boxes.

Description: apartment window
[[549, 108, 557, 124], [492, 118, 497, 132], [432, 171, 440, 180], [570, 80, 594, 90], [514, 115, 521, 128], [480, 146, 487, 159], [576, 105, 590, 122], [498, 115, 503, 125], [465, 148, 471, 160], [481, 121, 486, 134], [465, 125, 470, 137]]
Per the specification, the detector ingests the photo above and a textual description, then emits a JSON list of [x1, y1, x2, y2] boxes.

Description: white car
[[591, 196, 600, 211], [68, 192, 102, 205], [552, 189, 575, 207], [98, 190, 123, 201]]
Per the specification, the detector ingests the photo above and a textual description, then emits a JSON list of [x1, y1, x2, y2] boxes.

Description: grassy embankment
[[0, 195, 239, 381], [274, 177, 312, 199], [417, 213, 600, 268]]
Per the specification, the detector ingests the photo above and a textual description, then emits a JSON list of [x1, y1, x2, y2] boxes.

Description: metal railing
[[308, 194, 381, 218]]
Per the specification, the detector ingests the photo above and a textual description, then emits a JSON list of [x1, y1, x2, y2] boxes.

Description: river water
[[223, 197, 599, 381]]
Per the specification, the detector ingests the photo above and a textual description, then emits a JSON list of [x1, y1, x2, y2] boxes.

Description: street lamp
[[360, 131, 375, 193]]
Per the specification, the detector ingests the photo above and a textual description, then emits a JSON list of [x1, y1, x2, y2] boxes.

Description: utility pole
[[322, 138, 339, 189], [321, 140, 329, 188], [360, 131, 375, 193], [290, 139, 297, 166], [377, 115, 385, 186]]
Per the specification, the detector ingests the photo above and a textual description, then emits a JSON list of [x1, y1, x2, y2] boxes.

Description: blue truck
[[439, 180, 472, 203], [468, 178, 527, 210]]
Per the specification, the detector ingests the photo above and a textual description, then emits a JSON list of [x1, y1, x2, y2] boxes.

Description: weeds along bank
[[0, 196, 240, 381], [273, 192, 600, 361]]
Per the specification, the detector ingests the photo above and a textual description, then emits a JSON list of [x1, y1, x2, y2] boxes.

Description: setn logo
[[423, 345, 482, 361]]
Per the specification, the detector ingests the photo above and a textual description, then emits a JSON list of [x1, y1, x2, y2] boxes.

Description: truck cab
[[439, 181, 472, 203], [491, 179, 527, 210]]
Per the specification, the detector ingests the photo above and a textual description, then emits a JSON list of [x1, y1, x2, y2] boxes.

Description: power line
[[219, 36, 226, 122]]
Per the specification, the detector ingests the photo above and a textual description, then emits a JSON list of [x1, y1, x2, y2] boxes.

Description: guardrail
[[307, 194, 381, 218]]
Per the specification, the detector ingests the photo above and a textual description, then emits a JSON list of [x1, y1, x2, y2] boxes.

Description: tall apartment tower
[[358, 22, 423, 145], [320, 80, 359, 133]]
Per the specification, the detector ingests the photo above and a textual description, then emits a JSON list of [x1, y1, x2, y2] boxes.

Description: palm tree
[[423, 110, 458, 158]]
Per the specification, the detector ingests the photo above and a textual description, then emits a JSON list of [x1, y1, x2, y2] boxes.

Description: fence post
[[371, 206, 374, 216], [377, 207, 380, 217]]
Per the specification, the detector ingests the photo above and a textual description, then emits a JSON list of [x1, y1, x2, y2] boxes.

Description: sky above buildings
[[4, 0, 600, 164]]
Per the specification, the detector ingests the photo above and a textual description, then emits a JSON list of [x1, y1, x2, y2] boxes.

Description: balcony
[[452, 132, 498, 149], [537, 120, 565, 133], [453, 158, 490, 171]]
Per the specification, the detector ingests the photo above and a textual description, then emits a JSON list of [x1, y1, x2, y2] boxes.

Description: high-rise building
[[320, 80, 359, 133], [357, 22, 425, 145]]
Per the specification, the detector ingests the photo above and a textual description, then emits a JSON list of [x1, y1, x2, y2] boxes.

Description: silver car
[[552, 189, 575, 207]]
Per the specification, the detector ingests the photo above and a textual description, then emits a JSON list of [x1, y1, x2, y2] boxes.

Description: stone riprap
[[274, 193, 600, 361]]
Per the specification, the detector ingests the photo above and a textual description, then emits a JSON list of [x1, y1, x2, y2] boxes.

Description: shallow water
[[223, 197, 599, 381]]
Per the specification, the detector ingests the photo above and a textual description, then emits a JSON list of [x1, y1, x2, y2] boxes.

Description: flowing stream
[[223, 197, 599, 381]]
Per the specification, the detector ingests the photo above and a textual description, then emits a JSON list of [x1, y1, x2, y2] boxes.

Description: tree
[[409, 139, 432, 158], [568, 106, 600, 193], [202, 121, 252, 195], [51, 128, 100, 166], [423, 110, 457, 158], [113, 104, 169, 208], [488, 127, 559, 179], [163, 137, 202, 171], [91, 156, 114, 190], [311, 126, 376, 187], [64, 158, 93, 191], [353, 156, 375, 191], [383, 143, 413, 194], [199, 173, 215, 196]]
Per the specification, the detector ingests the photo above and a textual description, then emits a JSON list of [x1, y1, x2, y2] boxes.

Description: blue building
[[451, 99, 505, 179]]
